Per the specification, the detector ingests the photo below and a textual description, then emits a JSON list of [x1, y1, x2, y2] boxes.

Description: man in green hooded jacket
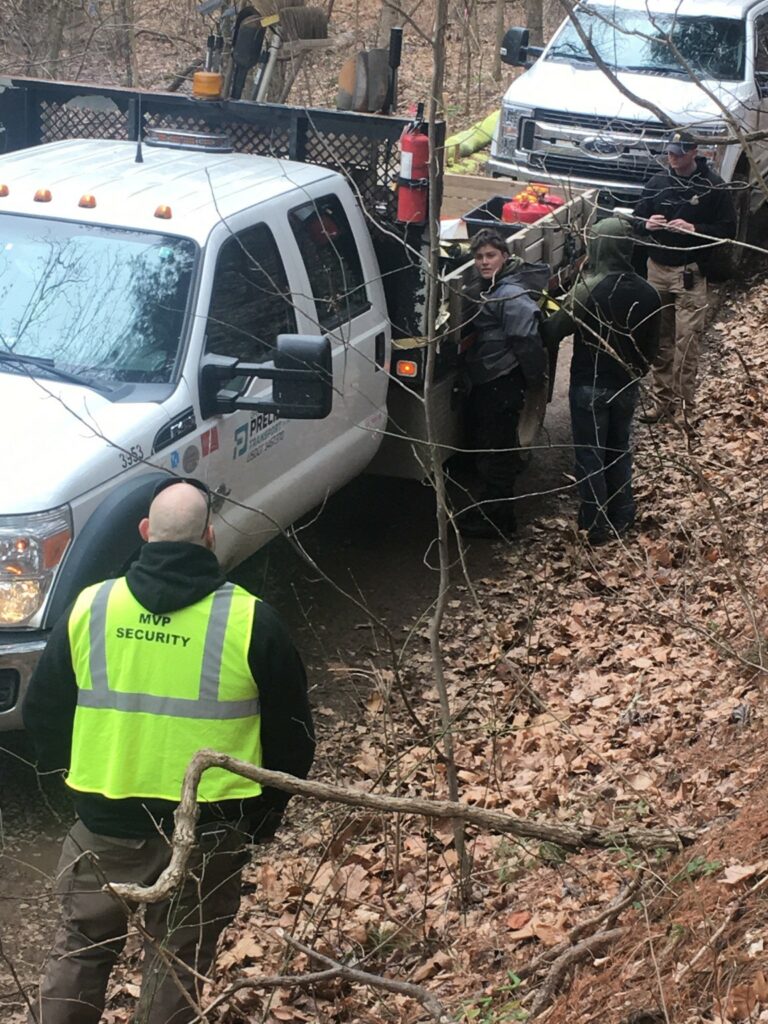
[[541, 218, 661, 543]]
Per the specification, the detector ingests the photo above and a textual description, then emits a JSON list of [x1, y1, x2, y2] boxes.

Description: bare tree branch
[[106, 751, 691, 905]]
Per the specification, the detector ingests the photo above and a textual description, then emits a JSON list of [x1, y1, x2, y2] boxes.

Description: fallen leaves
[[723, 970, 768, 1021], [63, 272, 768, 1024], [719, 861, 768, 886]]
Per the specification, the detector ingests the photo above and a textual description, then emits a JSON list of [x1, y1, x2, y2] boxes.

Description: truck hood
[[0, 373, 167, 513], [505, 60, 753, 124]]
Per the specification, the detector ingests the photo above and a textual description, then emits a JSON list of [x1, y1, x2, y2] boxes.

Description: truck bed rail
[[0, 76, 445, 226]]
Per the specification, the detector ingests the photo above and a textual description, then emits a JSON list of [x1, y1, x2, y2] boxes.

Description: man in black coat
[[633, 129, 736, 423]]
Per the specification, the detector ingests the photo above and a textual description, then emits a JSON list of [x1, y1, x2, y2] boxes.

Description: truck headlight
[[0, 506, 72, 625], [498, 103, 533, 154]]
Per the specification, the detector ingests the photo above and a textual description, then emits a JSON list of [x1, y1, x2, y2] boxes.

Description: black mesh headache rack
[[0, 77, 446, 339]]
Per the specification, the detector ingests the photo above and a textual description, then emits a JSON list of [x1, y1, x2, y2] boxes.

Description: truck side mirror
[[500, 27, 530, 67], [199, 334, 333, 420]]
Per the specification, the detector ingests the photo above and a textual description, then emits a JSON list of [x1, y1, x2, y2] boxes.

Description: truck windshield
[[546, 7, 745, 82], [0, 215, 196, 386]]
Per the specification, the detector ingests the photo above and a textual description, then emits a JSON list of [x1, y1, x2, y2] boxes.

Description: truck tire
[[723, 169, 751, 277], [44, 471, 169, 627]]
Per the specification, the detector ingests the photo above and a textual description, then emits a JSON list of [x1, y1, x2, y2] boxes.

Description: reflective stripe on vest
[[66, 577, 263, 802], [80, 579, 260, 720]]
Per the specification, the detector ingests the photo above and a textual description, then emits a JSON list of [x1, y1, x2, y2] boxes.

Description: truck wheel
[[725, 169, 751, 276]]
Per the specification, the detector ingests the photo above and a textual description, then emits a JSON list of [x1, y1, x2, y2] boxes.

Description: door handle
[[375, 332, 386, 371]]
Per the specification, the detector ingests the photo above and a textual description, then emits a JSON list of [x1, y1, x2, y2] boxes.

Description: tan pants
[[29, 819, 249, 1024], [646, 258, 708, 412]]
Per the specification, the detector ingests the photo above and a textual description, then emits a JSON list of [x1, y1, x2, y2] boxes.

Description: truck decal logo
[[232, 413, 284, 462], [201, 427, 219, 456], [582, 135, 620, 158], [182, 445, 200, 473], [233, 424, 249, 459], [170, 450, 180, 469]]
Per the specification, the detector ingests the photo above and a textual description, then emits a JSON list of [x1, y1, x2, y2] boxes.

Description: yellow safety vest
[[66, 577, 263, 802]]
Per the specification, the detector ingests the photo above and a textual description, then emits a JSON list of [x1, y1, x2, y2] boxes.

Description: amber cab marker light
[[79, 194, 97, 209], [396, 359, 418, 378], [154, 204, 172, 219], [0, 185, 9, 197], [34, 189, 52, 202]]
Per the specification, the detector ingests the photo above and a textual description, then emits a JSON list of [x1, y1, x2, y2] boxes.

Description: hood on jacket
[[584, 216, 635, 282], [563, 217, 635, 312], [125, 541, 225, 613]]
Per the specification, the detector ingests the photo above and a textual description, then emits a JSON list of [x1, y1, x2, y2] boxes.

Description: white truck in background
[[489, 0, 768, 247], [0, 77, 591, 731]]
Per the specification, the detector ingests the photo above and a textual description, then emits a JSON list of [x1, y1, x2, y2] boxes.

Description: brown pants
[[646, 258, 708, 412], [29, 819, 249, 1024]]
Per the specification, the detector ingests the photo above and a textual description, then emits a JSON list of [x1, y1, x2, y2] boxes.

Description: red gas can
[[502, 183, 565, 224]]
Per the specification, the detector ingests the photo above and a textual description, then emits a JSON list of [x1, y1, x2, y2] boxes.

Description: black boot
[[457, 505, 517, 540]]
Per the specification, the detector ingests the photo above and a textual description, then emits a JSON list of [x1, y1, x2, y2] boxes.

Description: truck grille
[[520, 107, 668, 186]]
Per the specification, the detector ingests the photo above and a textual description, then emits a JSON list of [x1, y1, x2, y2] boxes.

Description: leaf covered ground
[[92, 268, 768, 1024], [3, 4, 768, 1021]]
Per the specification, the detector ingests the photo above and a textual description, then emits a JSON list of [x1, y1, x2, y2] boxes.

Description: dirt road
[[0, 354, 573, 1018]]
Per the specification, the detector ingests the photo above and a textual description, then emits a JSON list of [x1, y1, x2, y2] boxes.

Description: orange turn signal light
[[0, 185, 9, 197], [42, 529, 71, 570], [79, 194, 97, 209], [34, 189, 52, 202], [396, 359, 418, 378], [154, 204, 173, 219]]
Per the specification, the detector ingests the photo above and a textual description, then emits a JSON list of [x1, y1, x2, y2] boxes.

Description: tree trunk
[[526, 0, 544, 47], [46, 0, 68, 71], [376, 0, 400, 50], [493, 0, 505, 81]]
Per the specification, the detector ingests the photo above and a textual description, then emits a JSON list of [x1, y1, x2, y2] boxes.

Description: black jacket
[[541, 217, 661, 388], [566, 274, 662, 387], [462, 260, 548, 388], [23, 541, 315, 839], [633, 158, 737, 269]]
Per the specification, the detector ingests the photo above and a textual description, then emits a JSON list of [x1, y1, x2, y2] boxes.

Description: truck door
[[754, 9, 768, 179], [195, 218, 308, 562], [195, 201, 389, 566], [286, 190, 390, 450]]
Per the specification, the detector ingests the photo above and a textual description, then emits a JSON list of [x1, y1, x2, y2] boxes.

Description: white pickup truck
[[490, 0, 768, 241], [0, 78, 591, 730]]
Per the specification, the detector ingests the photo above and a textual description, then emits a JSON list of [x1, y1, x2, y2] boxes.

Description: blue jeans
[[569, 381, 638, 535]]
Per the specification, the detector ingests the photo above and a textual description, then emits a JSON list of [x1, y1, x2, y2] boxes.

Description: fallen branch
[[107, 751, 691, 903], [528, 927, 628, 1018], [517, 876, 642, 982], [285, 933, 452, 1022], [184, 931, 453, 1023]]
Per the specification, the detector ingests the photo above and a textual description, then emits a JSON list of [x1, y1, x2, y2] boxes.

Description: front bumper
[[0, 635, 47, 731], [487, 155, 645, 201]]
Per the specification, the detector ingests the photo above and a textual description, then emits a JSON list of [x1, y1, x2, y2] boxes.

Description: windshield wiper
[[621, 64, 689, 78], [547, 49, 596, 65], [0, 351, 112, 393]]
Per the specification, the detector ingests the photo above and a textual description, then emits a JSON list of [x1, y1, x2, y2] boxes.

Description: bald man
[[23, 476, 314, 1024]]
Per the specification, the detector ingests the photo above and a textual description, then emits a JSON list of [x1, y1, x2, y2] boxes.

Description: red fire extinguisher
[[397, 103, 429, 225]]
